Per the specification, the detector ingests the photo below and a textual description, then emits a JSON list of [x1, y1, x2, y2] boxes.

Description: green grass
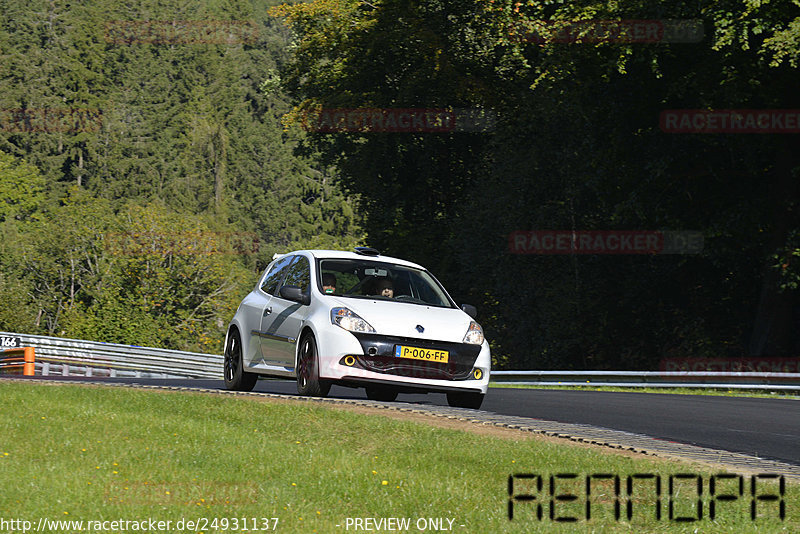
[[490, 382, 800, 399], [0, 381, 796, 533]]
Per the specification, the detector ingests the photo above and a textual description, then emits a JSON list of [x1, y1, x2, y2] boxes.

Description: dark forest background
[[1, 0, 798, 368]]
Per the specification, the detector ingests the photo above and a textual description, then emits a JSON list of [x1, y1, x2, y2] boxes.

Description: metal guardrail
[[2, 330, 797, 391], [491, 370, 800, 391], [0, 331, 222, 379]]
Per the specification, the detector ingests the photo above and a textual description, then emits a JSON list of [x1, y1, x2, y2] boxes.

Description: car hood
[[327, 297, 472, 342]]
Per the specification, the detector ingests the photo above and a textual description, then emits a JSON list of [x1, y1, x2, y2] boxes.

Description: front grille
[[353, 355, 473, 380]]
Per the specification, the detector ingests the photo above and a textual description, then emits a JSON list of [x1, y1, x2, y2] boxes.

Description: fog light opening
[[344, 355, 356, 367], [473, 368, 483, 380]]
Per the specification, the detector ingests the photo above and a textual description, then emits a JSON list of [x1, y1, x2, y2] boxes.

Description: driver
[[322, 273, 337, 294], [374, 277, 394, 298]]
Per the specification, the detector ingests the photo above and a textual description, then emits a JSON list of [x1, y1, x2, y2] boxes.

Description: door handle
[[263, 307, 272, 316]]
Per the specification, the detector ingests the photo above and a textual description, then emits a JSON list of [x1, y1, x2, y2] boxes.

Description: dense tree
[[0, 151, 45, 221], [0, 0, 362, 350], [3, 0, 797, 366], [273, 0, 800, 368]]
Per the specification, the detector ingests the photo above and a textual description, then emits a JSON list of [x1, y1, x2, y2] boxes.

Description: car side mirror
[[460, 303, 478, 319], [280, 285, 310, 305]]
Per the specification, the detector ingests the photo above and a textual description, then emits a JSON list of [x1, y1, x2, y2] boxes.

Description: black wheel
[[365, 387, 398, 402], [296, 334, 331, 397], [446, 392, 484, 409], [223, 328, 258, 392]]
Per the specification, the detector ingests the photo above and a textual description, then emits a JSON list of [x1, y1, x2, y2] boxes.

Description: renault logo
[[416, 325, 424, 333]]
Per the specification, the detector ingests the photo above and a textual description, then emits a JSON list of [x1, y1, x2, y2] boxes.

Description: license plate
[[394, 345, 449, 363]]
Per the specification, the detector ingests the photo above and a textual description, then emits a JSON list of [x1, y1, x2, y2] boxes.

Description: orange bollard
[[1, 347, 35, 375], [23, 346, 35, 376]]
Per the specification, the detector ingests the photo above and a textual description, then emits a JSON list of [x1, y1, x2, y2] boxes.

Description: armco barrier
[[0, 331, 222, 379], [1, 330, 797, 390], [491, 370, 800, 391], [1, 346, 35, 376]]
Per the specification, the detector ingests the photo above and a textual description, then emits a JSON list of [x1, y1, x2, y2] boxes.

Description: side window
[[260, 255, 294, 296], [282, 255, 311, 294]]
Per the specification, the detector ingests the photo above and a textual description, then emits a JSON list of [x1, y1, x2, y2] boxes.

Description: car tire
[[365, 387, 398, 402], [223, 328, 258, 392], [296, 333, 331, 397], [446, 392, 484, 410]]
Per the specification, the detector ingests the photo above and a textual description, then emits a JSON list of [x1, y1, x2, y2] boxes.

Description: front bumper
[[347, 333, 482, 380], [316, 327, 490, 394]]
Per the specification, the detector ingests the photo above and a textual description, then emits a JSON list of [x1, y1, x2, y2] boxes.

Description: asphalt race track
[[19, 376, 800, 466]]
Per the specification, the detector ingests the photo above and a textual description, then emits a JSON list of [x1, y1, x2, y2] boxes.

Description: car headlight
[[462, 321, 484, 345], [331, 307, 376, 333]]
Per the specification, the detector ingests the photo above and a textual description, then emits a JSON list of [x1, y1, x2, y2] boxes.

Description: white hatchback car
[[223, 248, 490, 408]]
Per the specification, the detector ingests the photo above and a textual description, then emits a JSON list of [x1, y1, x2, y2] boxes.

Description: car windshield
[[317, 258, 454, 308]]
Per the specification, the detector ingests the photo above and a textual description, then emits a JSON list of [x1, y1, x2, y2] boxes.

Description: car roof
[[282, 249, 426, 270]]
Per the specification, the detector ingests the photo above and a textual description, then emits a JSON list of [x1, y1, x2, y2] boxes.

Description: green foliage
[[0, 152, 46, 221], [61, 295, 165, 348], [0, 0, 362, 351], [775, 230, 800, 292], [0, 267, 37, 333], [275, 0, 800, 367], [100, 204, 253, 351]]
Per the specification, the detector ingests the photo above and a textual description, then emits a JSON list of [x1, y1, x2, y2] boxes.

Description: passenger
[[374, 277, 394, 298], [322, 273, 337, 294]]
